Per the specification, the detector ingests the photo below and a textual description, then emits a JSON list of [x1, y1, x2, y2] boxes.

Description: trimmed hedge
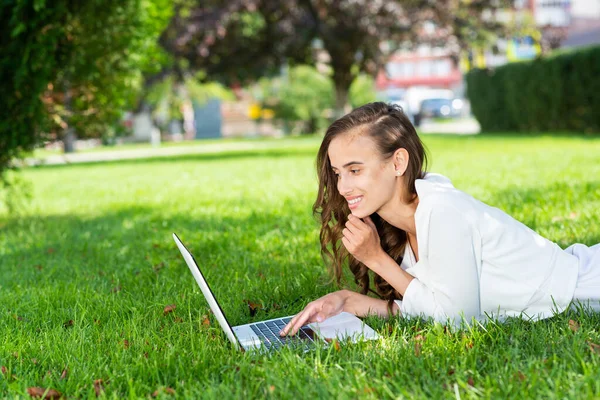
[[466, 45, 600, 133]]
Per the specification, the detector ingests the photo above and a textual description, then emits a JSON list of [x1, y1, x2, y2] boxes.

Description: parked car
[[419, 98, 463, 119]]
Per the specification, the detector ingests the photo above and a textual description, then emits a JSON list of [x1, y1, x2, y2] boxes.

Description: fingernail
[[317, 316, 323, 322]]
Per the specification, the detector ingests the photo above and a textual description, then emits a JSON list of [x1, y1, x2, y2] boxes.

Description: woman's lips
[[347, 196, 363, 209]]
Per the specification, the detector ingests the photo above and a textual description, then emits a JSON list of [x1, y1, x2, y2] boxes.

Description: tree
[[0, 0, 172, 181], [161, 0, 511, 118]]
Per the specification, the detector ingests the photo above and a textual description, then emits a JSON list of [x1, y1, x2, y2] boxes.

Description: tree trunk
[[63, 80, 76, 153], [63, 128, 76, 153], [333, 82, 350, 120]]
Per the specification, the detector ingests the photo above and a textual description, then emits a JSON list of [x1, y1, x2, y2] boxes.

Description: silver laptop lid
[[172, 233, 240, 350]]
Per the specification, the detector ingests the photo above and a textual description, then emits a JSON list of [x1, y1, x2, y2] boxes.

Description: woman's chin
[[350, 209, 368, 219]]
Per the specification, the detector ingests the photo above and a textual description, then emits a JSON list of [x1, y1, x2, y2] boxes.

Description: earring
[[396, 171, 401, 176]]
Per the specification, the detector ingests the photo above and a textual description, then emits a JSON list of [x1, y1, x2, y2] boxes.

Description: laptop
[[172, 233, 379, 352]]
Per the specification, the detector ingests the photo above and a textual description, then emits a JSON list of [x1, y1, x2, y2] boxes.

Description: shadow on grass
[[1, 204, 327, 325]]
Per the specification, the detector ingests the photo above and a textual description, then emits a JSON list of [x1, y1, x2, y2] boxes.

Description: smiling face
[[328, 131, 404, 218]]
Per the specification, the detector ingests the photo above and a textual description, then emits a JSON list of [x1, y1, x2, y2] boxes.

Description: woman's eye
[[351, 169, 360, 174]]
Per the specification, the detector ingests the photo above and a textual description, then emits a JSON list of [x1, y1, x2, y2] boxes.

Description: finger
[[342, 227, 356, 241], [281, 306, 315, 336], [280, 310, 305, 336], [346, 216, 367, 232], [341, 236, 352, 252], [285, 308, 315, 336]]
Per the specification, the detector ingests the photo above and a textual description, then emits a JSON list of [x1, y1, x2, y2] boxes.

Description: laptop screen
[[172, 233, 240, 348]]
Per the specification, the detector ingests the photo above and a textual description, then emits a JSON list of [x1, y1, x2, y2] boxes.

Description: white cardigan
[[393, 173, 580, 323]]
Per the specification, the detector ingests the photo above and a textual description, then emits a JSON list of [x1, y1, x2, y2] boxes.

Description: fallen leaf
[[332, 340, 341, 351], [268, 385, 276, 393], [123, 340, 130, 349], [174, 317, 183, 323], [94, 379, 104, 397], [60, 367, 68, 380], [569, 319, 580, 332], [47, 248, 55, 254], [152, 243, 160, 248], [31, 358, 38, 365], [163, 304, 176, 315], [201, 315, 210, 327], [465, 341, 474, 349], [152, 387, 176, 397], [467, 377, 475, 386], [245, 300, 262, 317], [447, 368, 455, 376], [63, 320, 74, 329], [26, 387, 62, 399], [1, 366, 6, 375], [414, 341, 422, 356], [34, 265, 43, 271], [516, 371, 526, 381], [258, 272, 266, 280], [588, 341, 600, 355], [111, 286, 121, 293], [153, 262, 165, 273]]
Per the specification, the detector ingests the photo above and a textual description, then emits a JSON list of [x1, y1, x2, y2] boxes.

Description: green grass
[[2, 134, 600, 398]]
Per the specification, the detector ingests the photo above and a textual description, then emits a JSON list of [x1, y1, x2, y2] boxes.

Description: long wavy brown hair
[[313, 102, 428, 312]]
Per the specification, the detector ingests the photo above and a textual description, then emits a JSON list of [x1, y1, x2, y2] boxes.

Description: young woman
[[281, 102, 600, 336]]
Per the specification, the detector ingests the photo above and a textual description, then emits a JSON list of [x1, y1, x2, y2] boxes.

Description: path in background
[[23, 138, 321, 166], [24, 118, 480, 166]]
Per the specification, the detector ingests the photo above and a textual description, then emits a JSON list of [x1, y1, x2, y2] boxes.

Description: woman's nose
[[337, 176, 352, 195]]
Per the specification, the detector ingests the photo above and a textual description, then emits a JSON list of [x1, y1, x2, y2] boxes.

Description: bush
[[466, 45, 600, 133]]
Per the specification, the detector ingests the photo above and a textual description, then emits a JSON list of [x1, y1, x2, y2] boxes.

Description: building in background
[[375, 0, 599, 119]]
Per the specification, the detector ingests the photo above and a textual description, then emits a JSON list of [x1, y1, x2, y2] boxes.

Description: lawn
[[1, 134, 600, 398]]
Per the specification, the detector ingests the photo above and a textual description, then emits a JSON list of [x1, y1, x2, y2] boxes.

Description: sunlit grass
[[1, 134, 600, 398]]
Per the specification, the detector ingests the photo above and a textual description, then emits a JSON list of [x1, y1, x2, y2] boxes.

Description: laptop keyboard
[[249, 317, 316, 350]]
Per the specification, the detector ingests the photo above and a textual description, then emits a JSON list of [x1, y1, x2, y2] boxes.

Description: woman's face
[[328, 133, 400, 219]]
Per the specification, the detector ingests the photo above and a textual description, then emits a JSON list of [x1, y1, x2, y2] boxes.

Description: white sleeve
[[399, 204, 481, 323]]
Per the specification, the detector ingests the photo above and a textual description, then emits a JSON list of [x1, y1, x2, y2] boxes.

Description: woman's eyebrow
[[342, 161, 364, 168], [331, 161, 364, 170]]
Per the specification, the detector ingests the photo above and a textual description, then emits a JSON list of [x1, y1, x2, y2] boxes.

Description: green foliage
[[1, 135, 600, 397], [466, 45, 600, 133], [258, 66, 335, 134], [348, 74, 377, 109], [254, 67, 376, 134], [0, 0, 172, 186]]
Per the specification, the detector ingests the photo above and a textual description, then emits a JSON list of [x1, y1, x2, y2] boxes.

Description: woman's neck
[[377, 195, 419, 235]]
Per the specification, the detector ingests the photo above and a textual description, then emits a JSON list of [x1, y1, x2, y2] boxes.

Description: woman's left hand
[[342, 215, 384, 266]]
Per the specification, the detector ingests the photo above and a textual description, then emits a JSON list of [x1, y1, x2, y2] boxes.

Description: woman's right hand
[[279, 290, 350, 337]]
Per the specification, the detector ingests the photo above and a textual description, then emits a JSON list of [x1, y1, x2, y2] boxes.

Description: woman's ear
[[393, 148, 409, 176]]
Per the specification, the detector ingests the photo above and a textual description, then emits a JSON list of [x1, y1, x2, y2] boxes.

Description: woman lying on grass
[[281, 102, 600, 336]]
